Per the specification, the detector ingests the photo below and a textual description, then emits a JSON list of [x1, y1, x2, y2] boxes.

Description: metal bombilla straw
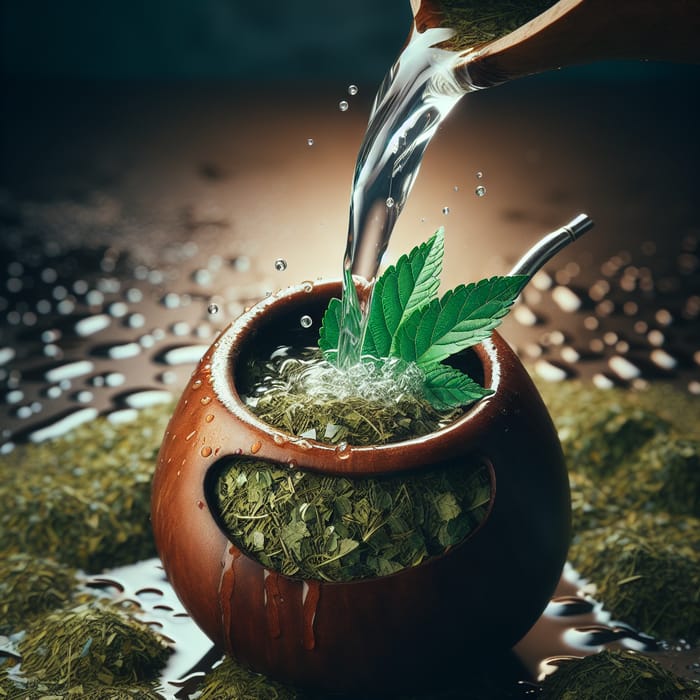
[[509, 213, 594, 280]]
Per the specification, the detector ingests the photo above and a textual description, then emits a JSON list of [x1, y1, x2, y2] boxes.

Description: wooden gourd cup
[[151, 279, 571, 694]]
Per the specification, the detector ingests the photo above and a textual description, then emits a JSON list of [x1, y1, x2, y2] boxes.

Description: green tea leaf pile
[[242, 347, 462, 446], [17, 601, 171, 689], [0, 404, 170, 572], [214, 457, 490, 581], [539, 650, 699, 700], [538, 381, 700, 643], [0, 553, 76, 636]]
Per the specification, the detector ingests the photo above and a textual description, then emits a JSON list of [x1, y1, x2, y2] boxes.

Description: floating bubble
[[476, 171, 484, 179], [442, 207, 450, 215], [300, 315, 313, 329], [475, 185, 487, 197], [348, 84, 359, 96], [386, 197, 395, 208], [274, 258, 288, 272], [207, 302, 219, 315], [339, 100, 349, 112], [306, 138, 314, 146]]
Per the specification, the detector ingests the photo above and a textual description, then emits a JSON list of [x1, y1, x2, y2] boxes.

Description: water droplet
[[197, 500, 205, 509], [453, 185, 459, 192], [298, 315, 312, 329], [207, 302, 219, 315], [185, 429, 197, 442], [301, 280, 313, 293], [192, 379, 203, 390], [306, 137, 314, 146], [126, 312, 145, 328], [200, 396, 212, 405], [251, 440, 262, 454], [475, 185, 487, 197], [205, 414, 214, 423], [476, 171, 484, 179], [161, 365, 181, 384], [338, 100, 349, 112], [655, 308, 673, 326], [274, 258, 288, 272], [386, 197, 395, 208], [107, 301, 129, 318], [347, 84, 358, 95], [647, 328, 666, 348], [335, 441, 351, 460], [233, 255, 250, 272], [609, 355, 641, 380], [200, 446, 213, 458], [273, 433, 286, 445], [5, 389, 23, 405], [442, 206, 450, 215]]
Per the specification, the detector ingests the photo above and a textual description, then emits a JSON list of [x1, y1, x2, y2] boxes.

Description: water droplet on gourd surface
[[335, 441, 351, 460]]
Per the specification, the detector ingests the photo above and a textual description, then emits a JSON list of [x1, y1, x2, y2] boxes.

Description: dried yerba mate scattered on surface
[[539, 649, 699, 700]]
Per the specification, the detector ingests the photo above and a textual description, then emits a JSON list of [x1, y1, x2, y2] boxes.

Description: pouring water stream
[[337, 18, 593, 368]]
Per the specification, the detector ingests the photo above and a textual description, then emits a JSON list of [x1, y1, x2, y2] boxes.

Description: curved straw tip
[[565, 213, 595, 239]]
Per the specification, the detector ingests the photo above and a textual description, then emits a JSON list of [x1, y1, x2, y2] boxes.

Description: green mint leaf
[[362, 229, 444, 358], [421, 362, 493, 410], [392, 275, 528, 366], [318, 297, 341, 363]]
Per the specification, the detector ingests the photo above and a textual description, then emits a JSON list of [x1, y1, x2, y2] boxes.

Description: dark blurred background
[[1, 0, 412, 83], [3, 0, 699, 84]]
